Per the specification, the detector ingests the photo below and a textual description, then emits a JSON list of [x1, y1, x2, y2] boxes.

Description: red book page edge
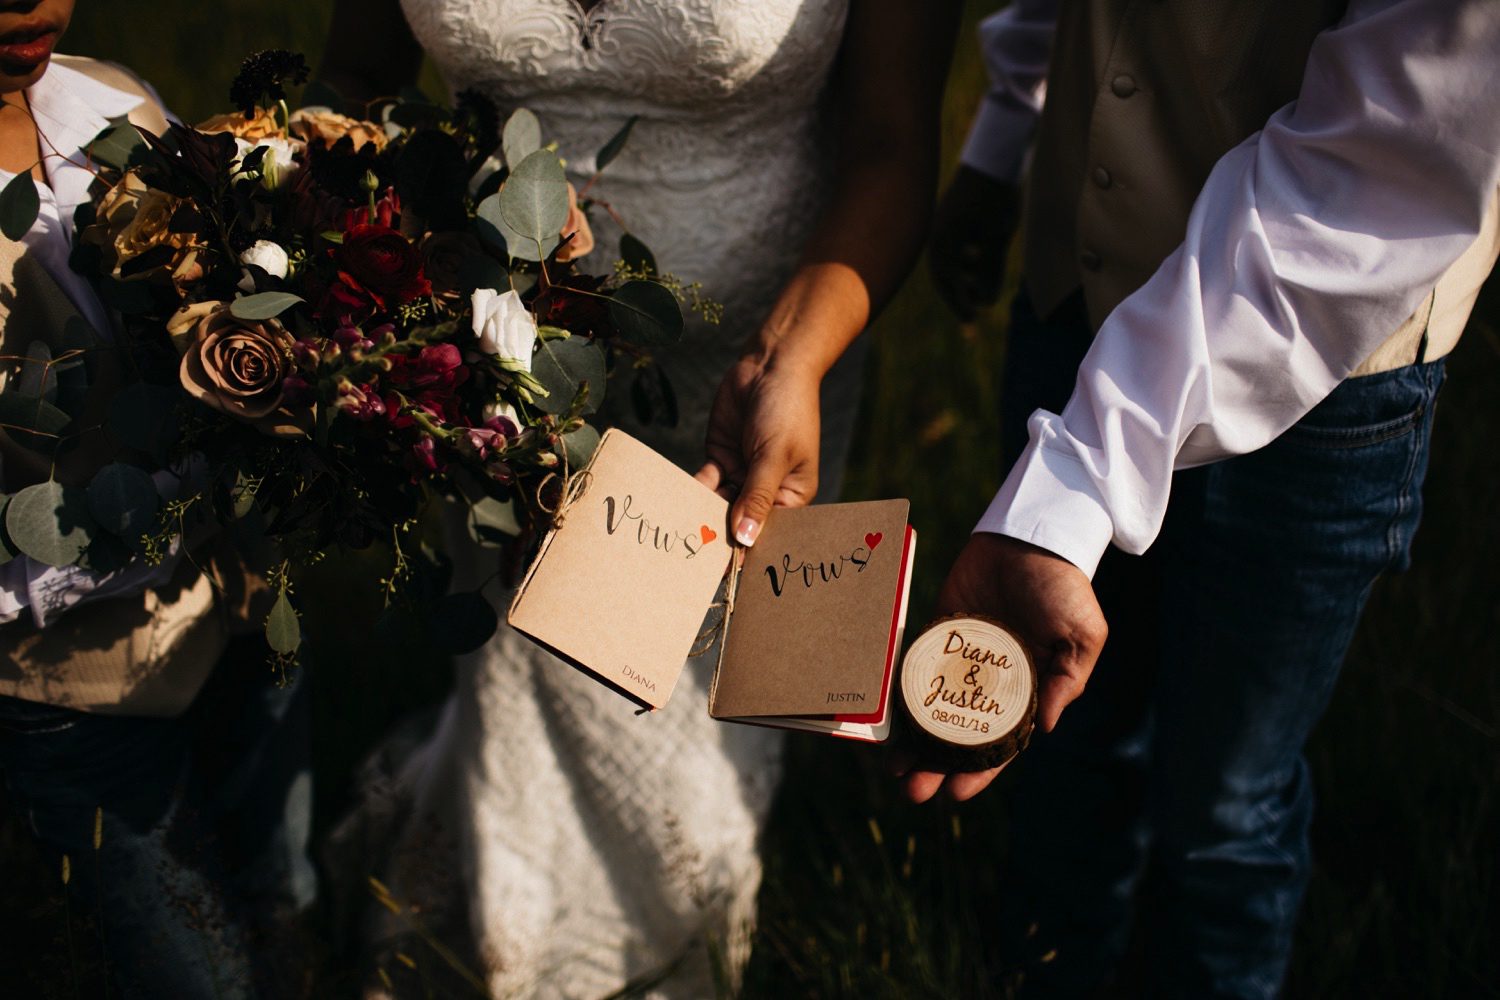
[[834, 523, 914, 725]]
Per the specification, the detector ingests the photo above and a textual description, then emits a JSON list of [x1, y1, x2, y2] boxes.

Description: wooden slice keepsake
[[898, 614, 1037, 771]]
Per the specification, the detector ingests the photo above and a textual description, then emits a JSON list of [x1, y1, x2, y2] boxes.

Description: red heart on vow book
[[700, 525, 718, 544], [864, 531, 883, 551]]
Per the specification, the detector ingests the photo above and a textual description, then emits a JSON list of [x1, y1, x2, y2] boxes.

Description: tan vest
[[0, 57, 240, 718], [1023, 0, 1500, 376]]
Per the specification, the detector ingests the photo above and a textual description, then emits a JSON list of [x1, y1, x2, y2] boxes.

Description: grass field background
[[2, 2, 1494, 996]]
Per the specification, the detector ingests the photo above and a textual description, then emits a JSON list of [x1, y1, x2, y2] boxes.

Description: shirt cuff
[[973, 426, 1117, 579], [959, 95, 1039, 184]]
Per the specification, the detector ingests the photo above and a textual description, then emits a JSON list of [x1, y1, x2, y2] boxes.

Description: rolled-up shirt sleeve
[[959, 0, 1058, 184], [976, 0, 1500, 577]]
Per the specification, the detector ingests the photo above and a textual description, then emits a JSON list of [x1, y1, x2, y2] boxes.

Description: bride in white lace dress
[[321, 2, 957, 995]]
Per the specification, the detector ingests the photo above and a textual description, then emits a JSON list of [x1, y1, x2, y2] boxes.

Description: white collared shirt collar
[[21, 57, 151, 213]]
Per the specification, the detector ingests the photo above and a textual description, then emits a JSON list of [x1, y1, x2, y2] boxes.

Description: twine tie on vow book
[[688, 547, 744, 658], [535, 457, 594, 530]]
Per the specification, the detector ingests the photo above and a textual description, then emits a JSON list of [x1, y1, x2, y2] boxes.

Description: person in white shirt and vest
[[913, 1, 1499, 996], [0, 3, 313, 995]]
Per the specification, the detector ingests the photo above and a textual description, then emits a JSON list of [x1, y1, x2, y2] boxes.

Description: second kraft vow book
[[507, 430, 915, 742]]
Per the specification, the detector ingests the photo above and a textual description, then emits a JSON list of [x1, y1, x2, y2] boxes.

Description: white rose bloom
[[471, 288, 538, 373], [240, 240, 289, 279]]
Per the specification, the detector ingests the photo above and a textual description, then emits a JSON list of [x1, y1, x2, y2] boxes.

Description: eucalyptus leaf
[[595, 115, 638, 172], [497, 149, 568, 261], [473, 192, 512, 257], [87, 462, 160, 542], [0, 171, 40, 241], [16, 342, 56, 402], [619, 232, 657, 274], [232, 471, 260, 519], [467, 495, 521, 548], [478, 209, 559, 263], [108, 383, 181, 464], [531, 337, 606, 416], [562, 424, 601, 467], [471, 158, 507, 203], [501, 108, 541, 169], [230, 291, 304, 320], [83, 116, 149, 172], [508, 269, 538, 298], [0, 496, 17, 566], [609, 280, 683, 346], [265, 591, 301, 654], [6, 480, 97, 567], [0, 389, 71, 451], [427, 591, 499, 655]]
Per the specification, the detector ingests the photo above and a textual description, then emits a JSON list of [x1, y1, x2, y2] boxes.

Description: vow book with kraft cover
[[507, 429, 916, 742]]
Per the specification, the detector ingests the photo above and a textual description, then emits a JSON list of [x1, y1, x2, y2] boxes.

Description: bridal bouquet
[[0, 51, 682, 662]]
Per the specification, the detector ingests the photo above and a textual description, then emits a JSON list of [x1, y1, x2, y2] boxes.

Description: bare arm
[[696, 0, 963, 544], [316, 0, 424, 109]]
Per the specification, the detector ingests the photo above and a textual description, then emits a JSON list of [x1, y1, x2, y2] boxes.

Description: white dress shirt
[[961, 0, 1500, 576], [0, 58, 180, 627]]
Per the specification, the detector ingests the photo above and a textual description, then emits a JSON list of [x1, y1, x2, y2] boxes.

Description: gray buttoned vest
[[1022, 0, 1499, 375]]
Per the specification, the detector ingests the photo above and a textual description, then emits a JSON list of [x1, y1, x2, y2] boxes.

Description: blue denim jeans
[[0, 638, 315, 998], [997, 291, 1444, 999]]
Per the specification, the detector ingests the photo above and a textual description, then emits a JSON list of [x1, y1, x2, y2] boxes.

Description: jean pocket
[[1279, 403, 1426, 450], [1277, 361, 1442, 451]]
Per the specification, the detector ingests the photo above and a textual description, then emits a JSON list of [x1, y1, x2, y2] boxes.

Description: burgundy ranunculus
[[320, 223, 431, 319]]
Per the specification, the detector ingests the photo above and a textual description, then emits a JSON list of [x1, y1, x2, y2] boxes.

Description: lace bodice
[[403, 0, 863, 476]]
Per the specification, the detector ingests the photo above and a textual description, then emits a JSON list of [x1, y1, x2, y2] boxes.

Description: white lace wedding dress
[[334, 2, 863, 997]]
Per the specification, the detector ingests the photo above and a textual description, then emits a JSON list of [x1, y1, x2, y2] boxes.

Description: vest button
[[1080, 249, 1102, 271], [1111, 74, 1137, 98], [1093, 167, 1112, 189]]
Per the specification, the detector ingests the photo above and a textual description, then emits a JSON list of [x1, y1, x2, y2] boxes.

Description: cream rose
[[81, 173, 195, 282], [471, 288, 538, 373], [196, 108, 282, 141], [288, 108, 388, 152]]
